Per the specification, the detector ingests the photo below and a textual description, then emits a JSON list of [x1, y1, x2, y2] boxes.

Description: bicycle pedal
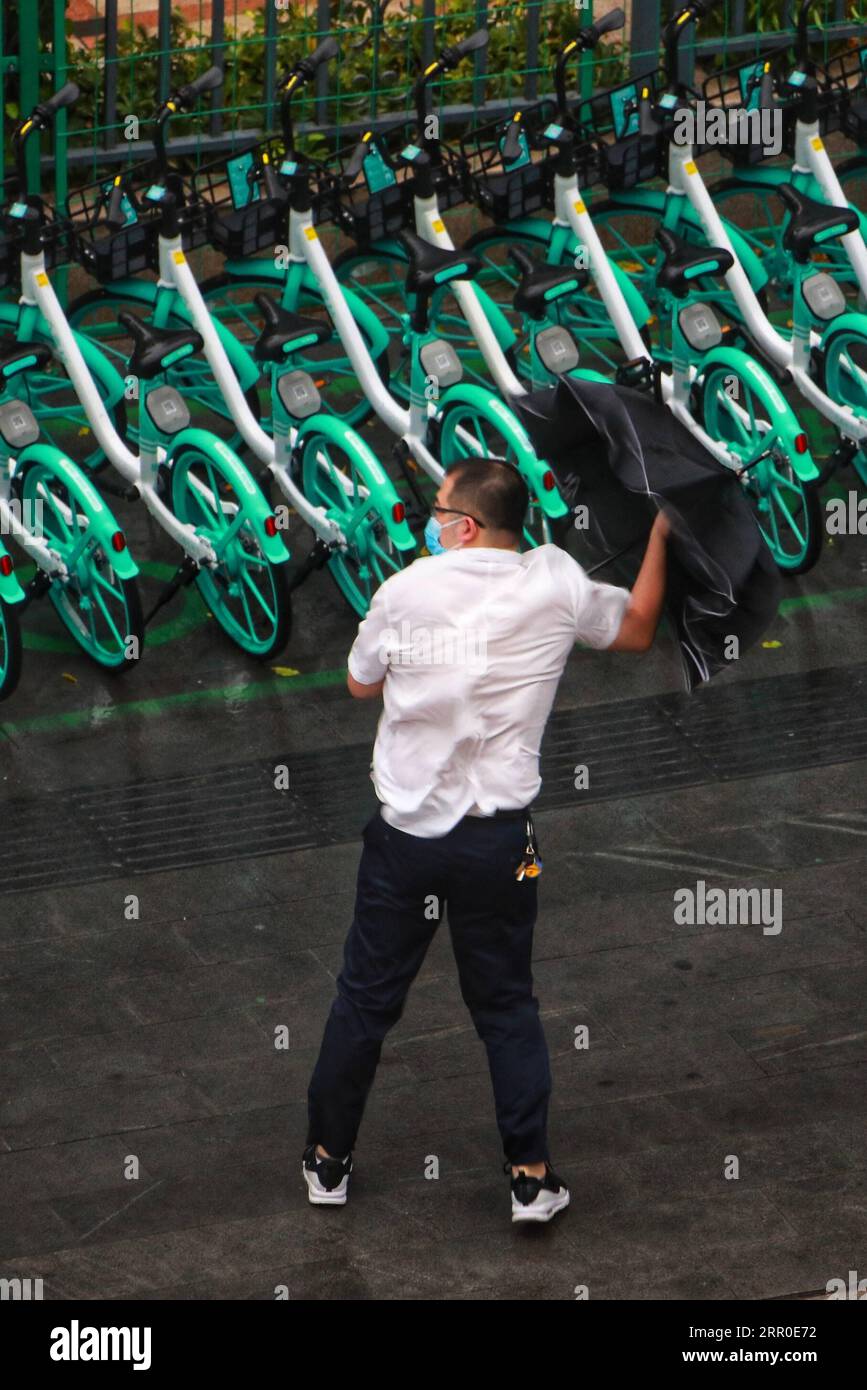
[[23, 570, 52, 605]]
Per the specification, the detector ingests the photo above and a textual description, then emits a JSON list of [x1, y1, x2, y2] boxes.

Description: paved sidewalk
[[1, 488, 865, 1300]]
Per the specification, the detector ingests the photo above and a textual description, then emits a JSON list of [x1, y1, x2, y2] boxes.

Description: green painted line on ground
[[5, 583, 867, 739], [779, 586, 867, 616], [0, 666, 347, 738]]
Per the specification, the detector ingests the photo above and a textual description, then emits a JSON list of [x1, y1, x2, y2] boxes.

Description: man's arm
[[347, 673, 385, 700], [346, 581, 392, 697], [607, 511, 670, 653]]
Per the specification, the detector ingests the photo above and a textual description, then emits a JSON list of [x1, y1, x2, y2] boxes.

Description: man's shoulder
[[523, 542, 586, 581], [371, 553, 441, 606]]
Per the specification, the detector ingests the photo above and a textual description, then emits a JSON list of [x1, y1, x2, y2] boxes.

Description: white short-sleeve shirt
[[347, 543, 630, 838]]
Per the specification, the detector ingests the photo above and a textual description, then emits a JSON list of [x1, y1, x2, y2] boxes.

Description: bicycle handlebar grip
[[307, 36, 339, 70], [177, 65, 222, 105], [501, 116, 524, 162], [106, 176, 127, 227], [587, 7, 625, 42], [451, 28, 489, 60], [41, 81, 80, 117], [344, 139, 370, 181]]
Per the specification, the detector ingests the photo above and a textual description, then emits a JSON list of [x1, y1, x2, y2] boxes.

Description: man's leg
[[445, 817, 552, 1169], [306, 811, 445, 1158]]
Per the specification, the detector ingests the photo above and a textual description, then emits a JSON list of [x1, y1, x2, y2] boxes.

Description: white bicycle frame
[[413, 161, 782, 476], [155, 234, 378, 547], [18, 248, 219, 565], [0, 462, 71, 579], [284, 206, 445, 480], [790, 114, 867, 300], [667, 136, 867, 447]]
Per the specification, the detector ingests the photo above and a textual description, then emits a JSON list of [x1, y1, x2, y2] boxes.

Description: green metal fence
[[2, 0, 864, 202]]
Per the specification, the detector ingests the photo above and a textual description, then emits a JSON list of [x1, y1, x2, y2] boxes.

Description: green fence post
[[578, 0, 594, 103], [52, 0, 69, 304], [19, 0, 41, 195]]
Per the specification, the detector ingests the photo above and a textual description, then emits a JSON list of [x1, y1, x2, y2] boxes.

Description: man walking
[[303, 458, 669, 1223]]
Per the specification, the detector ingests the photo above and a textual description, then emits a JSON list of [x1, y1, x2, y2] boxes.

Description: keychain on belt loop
[[515, 814, 543, 881]]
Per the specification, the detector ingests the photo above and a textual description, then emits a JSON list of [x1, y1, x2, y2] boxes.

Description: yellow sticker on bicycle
[[35, 272, 49, 286], [684, 161, 697, 175], [305, 227, 318, 241], [432, 219, 445, 233], [573, 199, 587, 214], [173, 250, 185, 264], [812, 136, 824, 150]]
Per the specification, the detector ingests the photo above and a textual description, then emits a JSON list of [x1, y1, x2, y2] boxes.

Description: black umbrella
[[512, 375, 782, 692]]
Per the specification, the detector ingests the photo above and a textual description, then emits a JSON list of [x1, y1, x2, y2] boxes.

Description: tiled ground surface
[[1, 361, 866, 1299]]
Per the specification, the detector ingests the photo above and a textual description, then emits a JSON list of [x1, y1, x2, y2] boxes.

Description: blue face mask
[[424, 514, 462, 555]]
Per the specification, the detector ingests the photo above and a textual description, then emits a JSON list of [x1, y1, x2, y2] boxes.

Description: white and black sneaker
[[507, 1161, 570, 1224], [302, 1144, 353, 1205]]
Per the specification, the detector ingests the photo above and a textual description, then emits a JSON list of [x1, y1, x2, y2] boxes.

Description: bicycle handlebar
[[12, 82, 81, 200], [278, 37, 341, 150], [501, 113, 524, 163], [441, 27, 488, 68], [39, 81, 80, 118], [793, 0, 812, 68], [663, 1, 719, 88], [175, 65, 222, 109], [554, 7, 625, 121], [306, 35, 340, 72], [413, 29, 488, 152]]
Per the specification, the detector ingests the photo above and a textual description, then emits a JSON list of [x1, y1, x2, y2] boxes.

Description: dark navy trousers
[[306, 808, 552, 1165]]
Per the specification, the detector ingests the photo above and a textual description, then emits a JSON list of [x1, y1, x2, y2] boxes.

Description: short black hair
[[445, 457, 529, 537]]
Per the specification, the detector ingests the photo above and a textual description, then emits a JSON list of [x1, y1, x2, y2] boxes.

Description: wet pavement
[[1, 312, 867, 1300]]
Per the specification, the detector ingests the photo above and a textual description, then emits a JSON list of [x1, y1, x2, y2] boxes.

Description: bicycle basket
[[66, 163, 159, 282], [425, 137, 471, 214], [780, 63, 848, 153], [459, 104, 560, 219], [578, 70, 671, 190], [322, 132, 411, 244], [0, 197, 76, 289], [702, 54, 792, 165], [192, 137, 303, 256], [824, 41, 867, 144]]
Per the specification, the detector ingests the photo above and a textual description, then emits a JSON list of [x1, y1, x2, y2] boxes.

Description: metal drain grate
[[1, 662, 865, 896]]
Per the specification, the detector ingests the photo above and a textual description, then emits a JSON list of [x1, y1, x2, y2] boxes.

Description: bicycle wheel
[[0, 596, 23, 701], [18, 459, 145, 667], [11, 324, 127, 472], [436, 396, 553, 548], [837, 156, 867, 249], [199, 272, 390, 430], [169, 442, 292, 658], [820, 326, 867, 487], [67, 289, 262, 458], [299, 429, 411, 616], [587, 201, 768, 360], [694, 364, 823, 574]]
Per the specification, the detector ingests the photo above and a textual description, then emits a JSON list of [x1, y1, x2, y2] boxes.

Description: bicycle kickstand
[[287, 537, 333, 595], [144, 554, 200, 625]]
